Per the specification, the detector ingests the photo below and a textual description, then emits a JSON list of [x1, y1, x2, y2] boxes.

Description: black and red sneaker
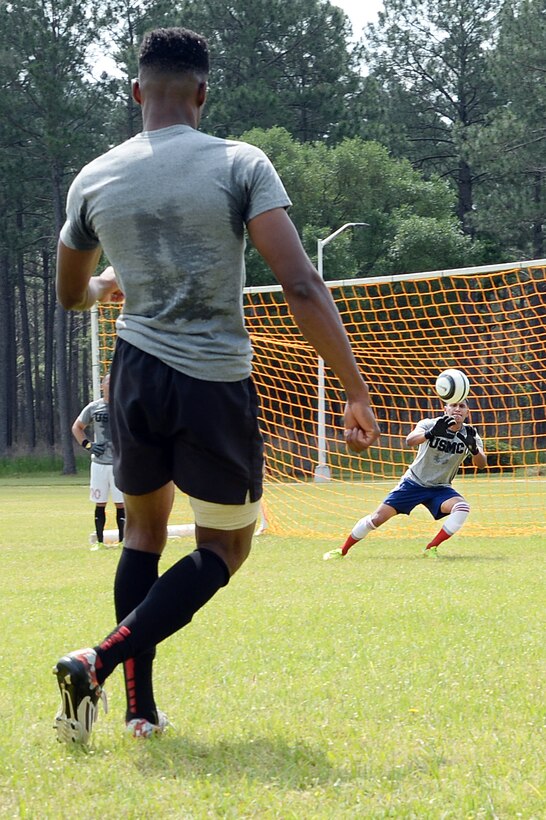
[[53, 648, 108, 744]]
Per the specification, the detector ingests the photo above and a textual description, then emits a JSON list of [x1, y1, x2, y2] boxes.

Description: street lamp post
[[314, 222, 369, 483]]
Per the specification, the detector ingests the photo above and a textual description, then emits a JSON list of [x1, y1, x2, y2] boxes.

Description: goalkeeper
[[324, 400, 487, 560], [72, 373, 125, 549]]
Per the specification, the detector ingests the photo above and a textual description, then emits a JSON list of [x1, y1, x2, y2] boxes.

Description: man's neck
[[141, 103, 199, 132]]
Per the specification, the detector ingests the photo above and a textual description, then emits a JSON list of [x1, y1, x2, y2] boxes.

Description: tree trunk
[[0, 253, 13, 454], [42, 246, 56, 448], [51, 162, 76, 474], [16, 211, 36, 449], [33, 286, 42, 434], [55, 302, 76, 473], [457, 158, 474, 237], [532, 172, 543, 258]]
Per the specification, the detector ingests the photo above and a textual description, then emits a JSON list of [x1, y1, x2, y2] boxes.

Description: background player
[[324, 400, 487, 560], [72, 373, 125, 550]]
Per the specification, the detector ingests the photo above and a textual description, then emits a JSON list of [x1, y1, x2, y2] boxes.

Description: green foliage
[[467, 0, 546, 258], [0, 0, 108, 169], [362, 0, 502, 233], [349, 74, 418, 159], [2, 0, 546, 457], [179, 0, 359, 142], [0, 454, 89, 477], [241, 128, 485, 283], [378, 213, 486, 275], [97, 0, 183, 142]]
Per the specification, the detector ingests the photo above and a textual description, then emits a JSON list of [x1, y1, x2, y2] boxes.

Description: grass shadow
[[424, 554, 505, 562], [132, 734, 339, 789], [360, 554, 506, 562]]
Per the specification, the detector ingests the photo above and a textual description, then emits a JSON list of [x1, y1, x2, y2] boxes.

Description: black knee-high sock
[[95, 506, 106, 542], [116, 507, 126, 542], [95, 548, 229, 684], [114, 548, 160, 722]]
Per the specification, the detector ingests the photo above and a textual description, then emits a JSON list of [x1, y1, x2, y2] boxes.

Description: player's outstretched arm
[[247, 208, 380, 452], [406, 424, 428, 446], [56, 242, 123, 310]]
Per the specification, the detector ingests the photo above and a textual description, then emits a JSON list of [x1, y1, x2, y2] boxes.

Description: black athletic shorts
[[109, 338, 264, 503]]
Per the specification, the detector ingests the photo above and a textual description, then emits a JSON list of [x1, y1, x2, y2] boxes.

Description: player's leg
[[324, 502, 397, 560], [54, 482, 248, 743], [64, 500, 257, 739], [94, 510, 259, 736], [89, 462, 109, 550], [54, 342, 263, 742], [424, 493, 470, 555], [113, 483, 174, 729], [93, 493, 260, 678], [115, 504, 125, 543], [53, 483, 174, 743], [94, 504, 107, 544], [110, 465, 125, 544], [344, 503, 397, 553]]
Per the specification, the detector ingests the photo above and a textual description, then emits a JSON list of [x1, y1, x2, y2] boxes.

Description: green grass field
[[0, 479, 544, 818]]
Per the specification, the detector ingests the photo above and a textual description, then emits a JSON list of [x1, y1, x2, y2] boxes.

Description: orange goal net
[[93, 261, 546, 540]]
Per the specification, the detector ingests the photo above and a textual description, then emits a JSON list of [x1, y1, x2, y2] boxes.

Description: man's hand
[[343, 401, 381, 453], [457, 425, 479, 455], [56, 241, 124, 310], [95, 266, 124, 303], [89, 442, 106, 457], [425, 415, 456, 440]]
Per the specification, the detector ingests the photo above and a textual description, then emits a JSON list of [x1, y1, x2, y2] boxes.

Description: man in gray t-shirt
[[61, 123, 290, 383], [53, 27, 380, 746], [72, 373, 125, 549], [324, 399, 487, 561]]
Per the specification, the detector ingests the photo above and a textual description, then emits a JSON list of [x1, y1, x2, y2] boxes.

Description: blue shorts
[[383, 478, 461, 520], [110, 339, 264, 503]]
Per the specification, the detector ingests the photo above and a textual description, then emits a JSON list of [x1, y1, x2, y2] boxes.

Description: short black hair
[[139, 27, 209, 76]]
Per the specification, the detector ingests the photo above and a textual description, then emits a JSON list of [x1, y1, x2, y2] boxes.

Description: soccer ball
[[435, 368, 470, 403]]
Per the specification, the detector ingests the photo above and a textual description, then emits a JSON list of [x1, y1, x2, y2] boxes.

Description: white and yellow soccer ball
[[435, 368, 470, 403]]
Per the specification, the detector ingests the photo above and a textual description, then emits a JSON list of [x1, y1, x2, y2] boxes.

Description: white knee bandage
[[352, 514, 376, 540], [189, 495, 261, 530], [443, 501, 470, 535]]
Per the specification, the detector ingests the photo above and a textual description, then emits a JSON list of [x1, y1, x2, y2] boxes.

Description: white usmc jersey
[[403, 417, 484, 488], [77, 399, 114, 465]]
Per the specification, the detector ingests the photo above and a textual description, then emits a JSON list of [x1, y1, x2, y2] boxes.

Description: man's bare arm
[[247, 208, 380, 451], [56, 242, 121, 309]]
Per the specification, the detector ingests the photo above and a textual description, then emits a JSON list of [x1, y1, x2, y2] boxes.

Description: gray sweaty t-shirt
[[77, 399, 113, 465], [60, 124, 292, 381], [403, 417, 484, 487]]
